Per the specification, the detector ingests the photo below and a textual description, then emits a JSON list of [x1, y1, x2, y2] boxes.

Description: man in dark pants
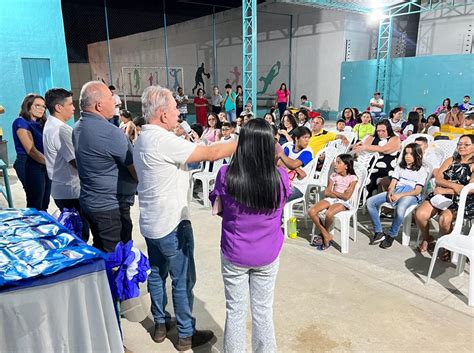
[[44, 88, 89, 241], [73, 81, 137, 253]]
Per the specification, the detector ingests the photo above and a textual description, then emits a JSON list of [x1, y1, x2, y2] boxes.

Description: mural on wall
[[192, 63, 210, 94], [228, 66, 241, 87], [133, 68, 141, 95], [258, 61, 281, 95], [169, 68, 182, 92], [127, 72, 133, 94], [148, 72, 154, 86]]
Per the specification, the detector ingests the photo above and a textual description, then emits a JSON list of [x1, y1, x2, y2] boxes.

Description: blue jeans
[[367, 192, 418, 238], [145, 220, 196, 338], [370, 112, 386, 124], [287, 186, 303, 202], [226, 109, 236, 122]]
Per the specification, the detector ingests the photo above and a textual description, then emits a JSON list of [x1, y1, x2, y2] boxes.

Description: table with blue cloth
[[0, 208, 123, 353]]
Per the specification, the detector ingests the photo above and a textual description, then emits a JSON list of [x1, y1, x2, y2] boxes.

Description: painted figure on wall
[[148, 73, 154, 86], [127, 72, 132, 95], [169, 68, 182, 92], [229, 66, 241, 87], [155, 71, 159, 85], [192, 63, 210, 94], [258, 61, 281, 95], [133, 68, 141, 95]]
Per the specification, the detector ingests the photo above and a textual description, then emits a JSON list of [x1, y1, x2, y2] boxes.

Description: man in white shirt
[[369, 92, 386, 123], [44, 88, 88, 240], [109, 85, 121, 127], [134, 85, 236, 351]]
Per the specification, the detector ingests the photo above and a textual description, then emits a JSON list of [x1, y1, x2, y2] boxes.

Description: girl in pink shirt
[[308, 154, 358, 250], [275, 83, 290, 120]]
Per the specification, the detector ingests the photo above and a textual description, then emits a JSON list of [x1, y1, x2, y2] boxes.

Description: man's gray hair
[[142, 85, 174, 122], [79, 81, 106, 111]]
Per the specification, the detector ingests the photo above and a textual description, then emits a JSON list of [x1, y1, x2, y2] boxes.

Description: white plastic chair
[[192, 159, 225, 207], [339, 131, 357, 146], [402, 133, 434, 147], [307, 146, 338, 204], [431, 139, 458, 162], [309, 162, 368, 253], [355, 152, 380, 212], [375, 166, 433, 246], [282, 159, 318, 237], [426, 184, 474, 306], [327, 139, 349, 155]]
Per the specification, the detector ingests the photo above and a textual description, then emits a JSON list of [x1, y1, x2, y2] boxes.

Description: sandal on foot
[[310, 235, 324, 247], [316, 240, 333, 251], [417, 236, 435, 253], [439, 248, 451, 262]]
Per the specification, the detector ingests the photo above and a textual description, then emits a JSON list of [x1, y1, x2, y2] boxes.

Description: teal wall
[[0, 0, 71, 164], [339, 54, 474, 115]]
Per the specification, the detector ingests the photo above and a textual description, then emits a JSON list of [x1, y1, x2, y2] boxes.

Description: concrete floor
[[2, 166, 473, 353]]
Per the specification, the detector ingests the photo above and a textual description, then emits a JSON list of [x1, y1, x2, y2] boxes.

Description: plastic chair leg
[[202, 179, 211, 207], [283, 204, 289, 238], [401, 212, 413, 246], [352, 213, 358, 242], [469, 259, 473, 306], [455, 254, 466, 276], [426, 242, 442, 284], [339, 218, 349, 254]]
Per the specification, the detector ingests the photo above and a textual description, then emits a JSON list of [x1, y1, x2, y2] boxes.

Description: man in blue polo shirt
[[73, 81, 137, 253]]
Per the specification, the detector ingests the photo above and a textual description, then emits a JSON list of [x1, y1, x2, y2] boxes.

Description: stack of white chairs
[[327, 139, 349, 155], [307, 146, 339, 204], [426, 183, 474, 306], [355, 152, 379, 212], [309, 161, 368, 253], [192, 158, 225, 207]]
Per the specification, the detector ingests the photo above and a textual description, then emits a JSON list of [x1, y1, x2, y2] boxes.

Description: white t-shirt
[[391, 165, 428, 189], [369, 98, 383, 113], [423, 150, 442, 170], [389, 118, 405, 132], [43, 116, 80, 200], [113, 94, 122, 116], [283, 144, 314, 194], [403, 124, 414, 136], [133, 124, 196, 239]]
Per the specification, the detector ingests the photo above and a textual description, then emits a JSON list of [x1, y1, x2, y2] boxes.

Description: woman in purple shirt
[[210, 118, 290, 353]]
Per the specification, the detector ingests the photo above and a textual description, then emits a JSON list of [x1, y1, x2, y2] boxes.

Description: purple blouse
[[210, 165, 290, 267], [345, 117, 357, 128]]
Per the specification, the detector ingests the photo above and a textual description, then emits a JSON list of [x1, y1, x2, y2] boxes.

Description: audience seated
[[433, 98, 451, 116], [278, 114, 298, 145], [278, 126, 314, 202], [369, 92, 386, 123], [402, 111, 421, 138], [297, 109, 312, 129], [460, 95, 473, 112], [444, 103, 464, 127], [308, 116, 348, 156], [341, 107, 357, 128], [367, 143, 428, 249], [353, 119, 401, 197], [300, 95, 313, 112], [415, 134, 474, 255], [420, 114, 441, 135], [353, 111, 375, 141], [388, 107, 405, 134]]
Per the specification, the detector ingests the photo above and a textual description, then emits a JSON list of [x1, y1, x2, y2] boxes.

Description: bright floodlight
[[369, 9, 388, 23]]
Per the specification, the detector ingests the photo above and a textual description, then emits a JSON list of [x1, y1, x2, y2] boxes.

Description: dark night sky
[[61, 0, 264, 62]]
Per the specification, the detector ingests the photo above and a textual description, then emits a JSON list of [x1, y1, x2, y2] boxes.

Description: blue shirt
[[12, 117, 44, 155], [283, 144, 313, 167], [73, 112, 135, 212]]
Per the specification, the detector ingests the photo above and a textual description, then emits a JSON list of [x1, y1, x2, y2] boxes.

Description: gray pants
[[221, 255, 280, 353]]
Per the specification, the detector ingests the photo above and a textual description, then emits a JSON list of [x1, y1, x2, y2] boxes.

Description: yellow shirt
[[308, 130, 336, 155]]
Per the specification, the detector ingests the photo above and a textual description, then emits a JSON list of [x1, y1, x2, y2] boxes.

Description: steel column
[[242, 0, 257, 107], [213, 6, 218, 86], [375, 16, 393, 112], [104, 0, 113, 84], [163, 0, 170, 88]]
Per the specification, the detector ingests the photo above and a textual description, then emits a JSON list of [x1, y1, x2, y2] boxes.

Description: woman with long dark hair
[[367, 143, 428, 249], [421, 114, 441, 135], [202, 112, 221, 144], [353, 119, 401, 196], [415, 134, 474, 254], [12, 94, 51, 210], [402, 111, 420, 137], [434, 97, 451, 116], [235, 85, 244, 117], [210, 118, 290, 353], [278, 114, 298, 145], [341, 107, 356, 128], [275, 83, 290, 119]]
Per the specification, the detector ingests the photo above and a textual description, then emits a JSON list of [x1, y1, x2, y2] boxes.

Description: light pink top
[[330, 173, 358, 194]]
